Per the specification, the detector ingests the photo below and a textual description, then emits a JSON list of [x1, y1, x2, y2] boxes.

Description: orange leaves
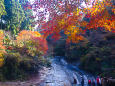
[[0, 30, 4, 44], [102, 19, 115, 31], [80, 21, 88, 27], [16, 30, 48, 55], [0, 30, 5, 67], [86, 3, 104, 16], [32, 37, 48, 54], [41, 0, 114, 44], [0, 56, 4, 67], [16, 30, 41, 45], [17, 30, 41, 38], [64, 26, 85, 43], [86, 9, 115, 32], [67, 35, 84, 43], [112, 8, 115, 14], [85, 0, 112, 17], [73, 8, 82, 16], [33, 31, 41, 37], [16, 30, 41, 44], [0, 30, 5, 54]]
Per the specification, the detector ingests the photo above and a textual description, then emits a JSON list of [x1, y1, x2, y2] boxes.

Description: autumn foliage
[[0, 30, 5, 67], [0, 30, 49, 80], [30, 0, 115, 43], [16, 30, 48, 56], [85, 0, 115, 31]]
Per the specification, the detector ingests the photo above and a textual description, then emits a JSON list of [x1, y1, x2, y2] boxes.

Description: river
[[39, 56, 97, 86]]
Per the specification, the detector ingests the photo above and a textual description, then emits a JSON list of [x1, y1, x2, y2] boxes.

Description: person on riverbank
[[102, 77, 109, 86], [88, 79, 91, 86], [92, 80, 95, 86], [81, 77, 84, 86], [96, 76, 101, 86], [101, 78, 104, 86], [73, 77, 77, 84]]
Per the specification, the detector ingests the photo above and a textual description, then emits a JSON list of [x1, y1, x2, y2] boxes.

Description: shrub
[[16, 30, 48, 56], [37, 56, 51, 67], [0, 30, 6, 67], [65, 39, 90, 62], [0, 57, 4, 68], [53, 40, 66, 56], [2, 53, 20, 80], [80, 45, 115, 75], [19, 59, 38, 74], [104, 33, 115, 40], [80, 50, 102, 73], [0, 30, 49, 80]]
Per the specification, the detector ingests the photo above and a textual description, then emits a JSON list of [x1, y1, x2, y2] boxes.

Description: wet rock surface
[[39, 57, 96, 86], [0, 67, 48, 86], [39, 59, 72, 86], [0, 57, 96, 86]]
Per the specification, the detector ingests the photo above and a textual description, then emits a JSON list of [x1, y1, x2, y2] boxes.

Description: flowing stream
[[39, 56, 96, 86]]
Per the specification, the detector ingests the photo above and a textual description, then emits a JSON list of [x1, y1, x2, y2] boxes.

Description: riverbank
[[0, 57, 97, 86], [0, 67, 49, 86]]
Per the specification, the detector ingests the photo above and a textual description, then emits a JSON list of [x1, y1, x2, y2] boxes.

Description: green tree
[[0, 0, 6, 29], [4, 0, 25, 34], [19, 0, 35, 30], [0, 0, 6, 18]]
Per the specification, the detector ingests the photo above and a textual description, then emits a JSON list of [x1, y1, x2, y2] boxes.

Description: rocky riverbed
[[39, 58, 72, 86], [0, 67, 49, 86], [0, 57, 96, 86], [39, 57, 96, 86]]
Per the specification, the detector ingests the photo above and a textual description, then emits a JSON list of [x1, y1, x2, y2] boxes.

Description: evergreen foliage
[[0, 0, 6, 18], [4, 0, 25, 34], [19, 0, 35, 30]]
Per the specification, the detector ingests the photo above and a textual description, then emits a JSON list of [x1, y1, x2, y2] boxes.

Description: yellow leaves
[[0, 53, 3, 61], [91, 8, 99, 16], [103, 20, 115, 31], [80, 21, 88, 27], [0, 30, 5, 67], [0, 30, 3, 34], [0, 30, 4, 42], [16, 30, 48, 56], [73, 28, 78, 33], [0, 57, 4, 67], [0, 53, 3, 58], [58, 19, 65, 27], [97, 9, 115, 31], [0, 53, 4, 67], [86, 7, 115, 32], [16, 30, 41, 47], [64, 25, 84, 43], [86, 0, 112, 17], [73, 8, 82, 16], [65, 25, 79, 35], [103, 24, 111, 31], [17, 30, 41, 40], [96, 57, 101, 61], [0, 30, 5, 54], [88, 3, 104, 16], [68, 35, 84, 43], [34, 31, 41, 37], [112, 8, 115, 14], [103, 0, 112, 6]]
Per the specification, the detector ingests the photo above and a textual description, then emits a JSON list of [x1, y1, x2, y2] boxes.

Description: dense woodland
[[0, 0, 49, 80], [0, 0, 115, 81]]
